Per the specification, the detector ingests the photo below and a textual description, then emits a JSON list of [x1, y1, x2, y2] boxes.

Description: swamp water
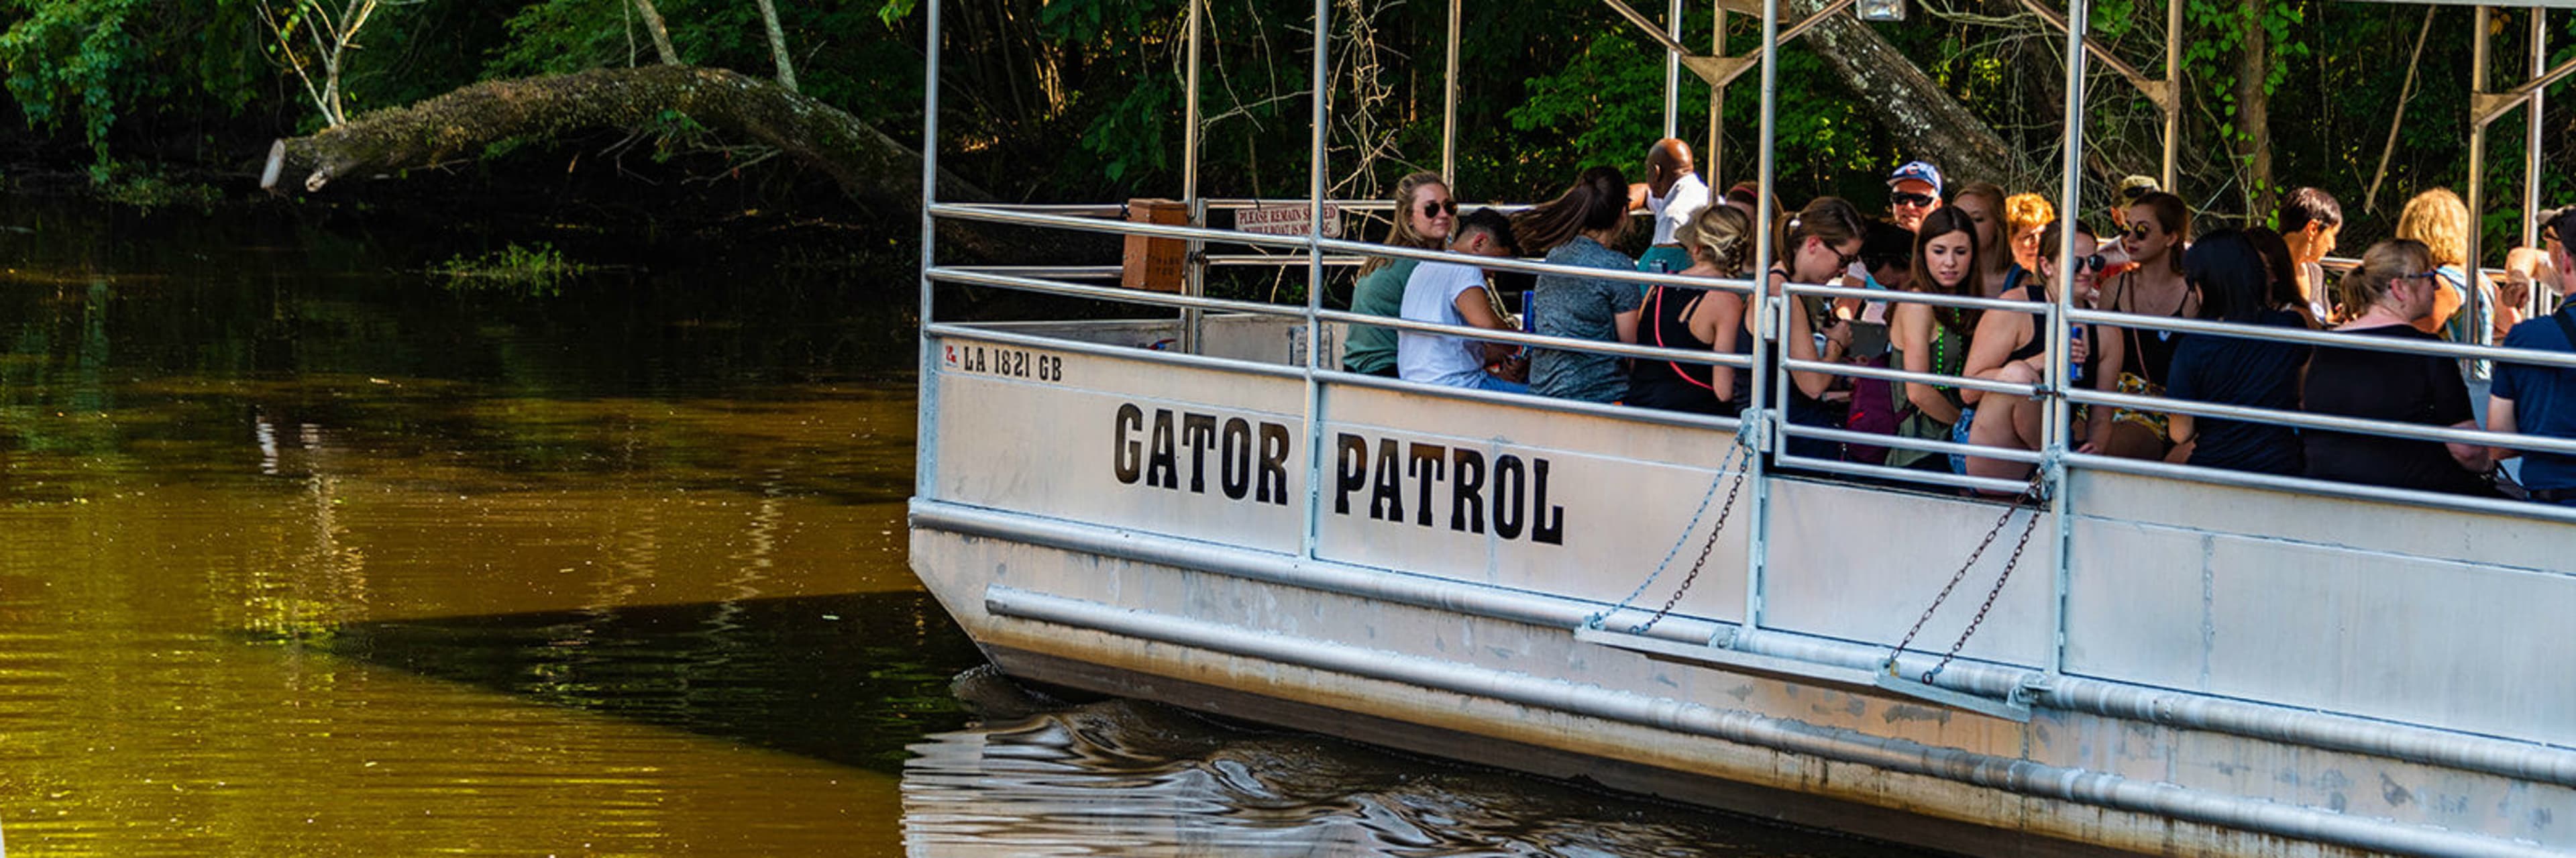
[[0, 200, 1933, 856]]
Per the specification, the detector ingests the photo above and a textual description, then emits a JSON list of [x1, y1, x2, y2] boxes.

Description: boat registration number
[[945, 343, 1063, 382]]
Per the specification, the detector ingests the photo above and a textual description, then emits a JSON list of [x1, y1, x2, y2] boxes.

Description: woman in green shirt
[[1343, 172, 1456, 376]]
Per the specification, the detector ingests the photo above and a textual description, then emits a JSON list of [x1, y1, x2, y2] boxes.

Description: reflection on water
[[0, 198, 1933, 856], [906, 672, 1921, 857]]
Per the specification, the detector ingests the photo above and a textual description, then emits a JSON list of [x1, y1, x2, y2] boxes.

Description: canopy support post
[[917, 0, 944, 498], [1181, 0, 1207, 354], [1443, 0, 1460, 184], [1666, 0, 1684, 138], [1740, 0, 1782, 647], [2159, 0, 2180, 191], [2048, 0, 2089, 685], [1709, 0, 1727, 186], [1299, 0, 1331, 559], [2469, 5, 2494, 364]]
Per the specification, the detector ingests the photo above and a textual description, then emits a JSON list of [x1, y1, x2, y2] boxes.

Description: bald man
[[1634, 138, 1710, 278]]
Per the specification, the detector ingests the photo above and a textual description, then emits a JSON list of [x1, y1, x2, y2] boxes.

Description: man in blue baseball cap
[[1887, 160, 1943, 233]]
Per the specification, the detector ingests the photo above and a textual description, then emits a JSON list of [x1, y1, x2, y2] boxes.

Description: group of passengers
[[1339, 142, 2576, 506]]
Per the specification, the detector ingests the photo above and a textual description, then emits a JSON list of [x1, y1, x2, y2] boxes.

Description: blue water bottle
[[2066, 323, 2087, 383]]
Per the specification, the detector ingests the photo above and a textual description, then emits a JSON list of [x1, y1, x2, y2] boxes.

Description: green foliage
[[0, 0, 264, 165]]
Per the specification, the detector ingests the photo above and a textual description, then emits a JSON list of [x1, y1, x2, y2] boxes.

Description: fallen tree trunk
[[262, 64, 988, 207], [1786, 1, 2034, 189]]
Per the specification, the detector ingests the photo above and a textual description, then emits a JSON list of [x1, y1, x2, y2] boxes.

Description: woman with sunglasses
[[2097, 191, 2196, 459], [1515, 166, 1644, 403], [2161, 230, 2312, 475], [1757, 197, 1866, 462], [2394, 188, 2514, 343], [1344, 172, 1456, 377], [1960, 219, 2121, 481], [2301, 239, 2498, 496]]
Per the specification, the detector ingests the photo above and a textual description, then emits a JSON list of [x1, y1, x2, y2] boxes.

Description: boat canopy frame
[[917, 0, 2576, 702]]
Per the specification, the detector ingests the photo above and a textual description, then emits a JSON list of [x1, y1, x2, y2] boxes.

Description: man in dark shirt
[[2489, 207, 2576, 504]]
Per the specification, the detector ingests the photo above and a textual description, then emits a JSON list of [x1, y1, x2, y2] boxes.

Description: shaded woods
[[0, 0, 2567, 254]]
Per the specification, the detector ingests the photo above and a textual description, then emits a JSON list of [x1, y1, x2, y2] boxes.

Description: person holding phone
[[1961, 219, 2123, 481]]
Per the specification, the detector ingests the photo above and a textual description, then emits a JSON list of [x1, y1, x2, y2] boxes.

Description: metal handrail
[[2067, 451, 2576, 526], [1776, 421, 2046, 464], [932, 265, 1754, 369], [924, 322, 1307, 380], [2070, 387, 2576, 458], [1774, 450, 2031, 495], [1778, 356, 2039, 397], [1778, 279, 2053, 314], [2066, 307, 2576, 370]]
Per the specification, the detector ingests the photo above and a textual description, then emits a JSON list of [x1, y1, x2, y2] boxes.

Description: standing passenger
[[2394, 188, 2510, 342], [1627, 206, 1756, 415], [2302, 239, 2496, 495], [1344, 172, 1454, 377], [2487, 207, 2576, 506], [2162, 230, 2312, 474], [1397, 208, 1529, 392], [2276, 186, 2344, 322], [1635, 139, 1711, 276], [1516, 166, 1645, 403]]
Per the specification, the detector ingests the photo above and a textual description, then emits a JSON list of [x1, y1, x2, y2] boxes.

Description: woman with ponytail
[[1625, 206, 1756, 415], [1515, 166, 1645, 403]]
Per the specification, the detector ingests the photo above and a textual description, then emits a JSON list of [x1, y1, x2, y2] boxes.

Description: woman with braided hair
[[1625, 205, 1756, 415]]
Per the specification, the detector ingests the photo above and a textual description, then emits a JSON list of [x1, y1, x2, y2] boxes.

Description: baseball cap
[[2116, 174, 2161, 202], [1887, 161, 1943, 196], [2540, 206, 2571, 244]]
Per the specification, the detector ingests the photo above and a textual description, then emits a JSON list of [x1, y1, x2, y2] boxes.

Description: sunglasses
[[1890, 191, 1937, 207], [1815, 242, 1861, 270], [2119, 184, 2156, 202], [2127, 223, 2154, 242], [2070, 254, 2108, 272], [1419, 200, 1458, 219]]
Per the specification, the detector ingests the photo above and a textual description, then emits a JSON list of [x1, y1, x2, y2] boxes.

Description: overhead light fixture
[[1857, 0, 1906, 21]]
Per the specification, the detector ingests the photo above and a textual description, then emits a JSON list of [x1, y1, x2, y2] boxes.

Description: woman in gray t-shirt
[[1515, 166, 1643, 403]]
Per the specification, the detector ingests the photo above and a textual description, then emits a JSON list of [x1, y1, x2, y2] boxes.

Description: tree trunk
[[261, 65, 985, 207], [753, 0, 798, 93], [633, 0, 680, 65], [1788, 0, 2033, 189], [2235, 1, 2274, 223]]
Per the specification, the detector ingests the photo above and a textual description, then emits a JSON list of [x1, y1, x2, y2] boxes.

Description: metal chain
[[1630, 463, 1753, 634], [1921, 488, 2047, 684], [1589, 438, 1749, 631], [1888, 476, 2045, 670]]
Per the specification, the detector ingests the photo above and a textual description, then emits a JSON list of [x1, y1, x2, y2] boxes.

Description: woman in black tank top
[[1625, 205, 1755, 416]]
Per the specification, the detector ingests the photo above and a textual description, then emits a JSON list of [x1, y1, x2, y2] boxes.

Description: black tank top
[[2114, 271, 2186, 385], [1626, 285, 1744, 415], [2005, 282, 2099, 382]]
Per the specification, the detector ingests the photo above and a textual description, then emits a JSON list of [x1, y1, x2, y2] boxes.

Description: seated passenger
[[1626, 206, 1756, 415], [1875, 207, 1982, 472], [2002, 192, 2055, 286], [1884, 161, 1943, 233], [1763, 197, 1866, 461], [2096, 191, 2196, 461], [1344, 172, 1454, 377], [2488, 207, 2576, 506], [2163, 229, 2312, 475], [2395, 188, 2512, 342], [2244, 226, 2322, 329], [1962, 220, 2117, 480], [1515, 166, 1644, 403], [1397, 208, 1528, 392], [1949, 182, 2012, 294], [1858, 218, 1915, 292], [2276, 186, 2343, 322], [2302, 239, 2496, 496]]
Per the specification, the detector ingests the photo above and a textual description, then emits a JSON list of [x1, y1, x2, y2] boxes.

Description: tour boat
[[908, 0, 2576, 854]]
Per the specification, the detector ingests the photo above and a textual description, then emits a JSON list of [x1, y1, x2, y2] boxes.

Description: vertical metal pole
[[2526, 7, 2548, 250], [2048, 0, 2088, 683], [916, 0, 943, 499], [1182, 0, 1208, 354], [1709, 1, 1727, 185], [1666, 0, 1685, 139], [2159, 0, 2181, 191], [1301, 0, 1331, 559], [1737, 0, 1782, 644], [2469, 5, 2493, 356], [1443, 0, 1461, 184]]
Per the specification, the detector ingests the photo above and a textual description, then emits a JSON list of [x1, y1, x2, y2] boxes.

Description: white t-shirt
[[1649, 173, 1712, 246], [1397, 261, 1494, 387]]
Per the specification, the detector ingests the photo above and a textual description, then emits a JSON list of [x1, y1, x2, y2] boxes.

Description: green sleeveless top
[[1884, 321, 1967, 470]]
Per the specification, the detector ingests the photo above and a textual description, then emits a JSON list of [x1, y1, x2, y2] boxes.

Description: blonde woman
[[2302, 239, 2496, 496], [1625, 206, 1755, 415], [2394, 188, 2514, 342], [1344, 172, 1456, 376]]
